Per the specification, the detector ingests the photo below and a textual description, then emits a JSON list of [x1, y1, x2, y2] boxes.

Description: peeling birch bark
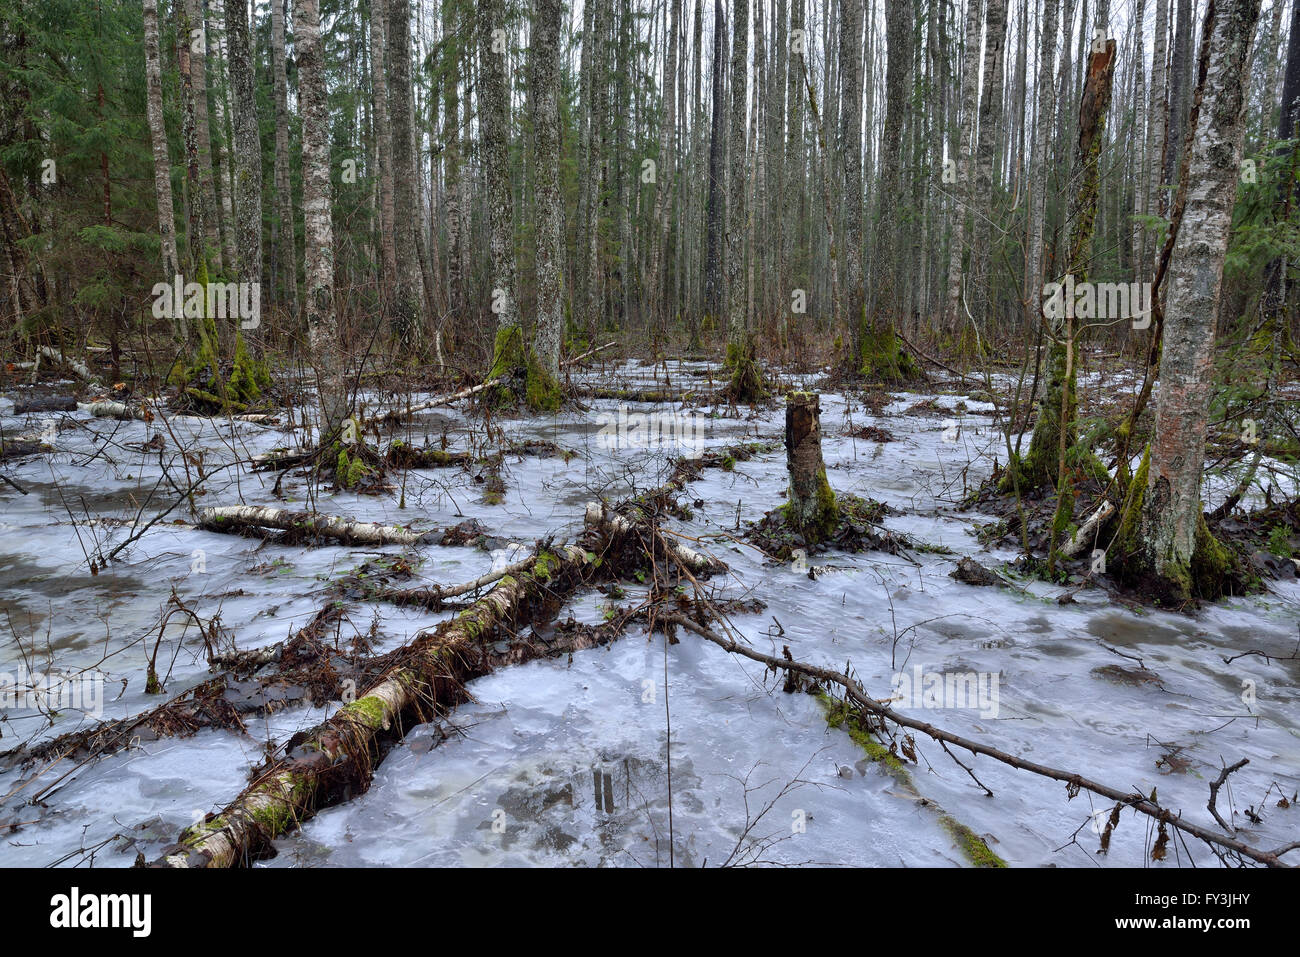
[[198, 506, 435, 546]]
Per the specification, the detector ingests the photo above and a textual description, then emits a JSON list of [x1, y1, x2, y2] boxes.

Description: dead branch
[[664, 612, 1294, 868]]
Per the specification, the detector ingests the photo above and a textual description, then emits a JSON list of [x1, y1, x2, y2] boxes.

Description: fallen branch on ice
[[198, 505, 436, 547], [664, 612, 1294, 868]]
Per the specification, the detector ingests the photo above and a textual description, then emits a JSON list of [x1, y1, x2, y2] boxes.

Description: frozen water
[[1, 361, 1297, 867]]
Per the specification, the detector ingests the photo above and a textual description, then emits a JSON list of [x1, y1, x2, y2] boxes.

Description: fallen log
[[78, 400, 152, 421], [152, 508, 636, 867], [666, 612, 1294, 868], [366, 553, 538, 609], [198, 505, 436, 547], [584, 502, 726, 576], [0, 438, 47, 461], [39, 346, 99, 384], [10, 395, 77, 414], [574, 386, 710, 404]]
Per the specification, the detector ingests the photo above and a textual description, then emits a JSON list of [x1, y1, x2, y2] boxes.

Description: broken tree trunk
[[784, 392, 837, 542], [152, 506, 657, 867], [198, 506, 435, 546]]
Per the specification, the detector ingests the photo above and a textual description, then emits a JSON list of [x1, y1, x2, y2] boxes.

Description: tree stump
[[785, 392, 838, 542]]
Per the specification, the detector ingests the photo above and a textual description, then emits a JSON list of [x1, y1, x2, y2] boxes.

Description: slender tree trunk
[[839, 0, 864, 349], [649, 0, 680, 335], [972, 0, 1008, 321], [944, 0, 983, 330], [270, 0, 298, 327], [1153, 0, 1171, 216], [184, 0, 223, 274], [532, 0, 565, 382], [705, 0, 726, 324], [1129, 0, 1263, 602], [209, 0, 239, 273], [369, 0, 397, 323], [1165, 0, 1194, 190], [143, 0, 180, 301], [782, 0, 805, 329], [293, 0, 345, 441], [1026, 0, 1060, 324], [1008, 40, 1116, 495], [225, 0, 264, 350], [388, 0, 425, 345]]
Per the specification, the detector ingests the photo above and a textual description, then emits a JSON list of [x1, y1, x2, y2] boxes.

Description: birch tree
[[1120, 0, 1264, 602], [293, 0, 346, 442], [142, 0, 179, 308]]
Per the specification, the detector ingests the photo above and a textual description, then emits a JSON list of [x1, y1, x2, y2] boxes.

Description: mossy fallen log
[[151, 508, 637, 868]]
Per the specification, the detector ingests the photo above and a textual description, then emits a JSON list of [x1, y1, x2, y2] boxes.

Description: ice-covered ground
[[0, 360, 1297, 867]]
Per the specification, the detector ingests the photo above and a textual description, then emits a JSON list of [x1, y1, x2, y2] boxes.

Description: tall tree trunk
[[1152, 0, 1171, 217], [532, 0, 565, 383], [293, 0, 345, 441], [479, 0, 527, 396], [1026, 0, 1060, 325], [184, 0, 223, 274], [226, 0, 264, 350], [972, 0, 1008, 321], [1007, 40, 1116, 495], [872, 0, 914, 336], [782, 0, 804, 328], [649, 0, 681, 335], [944, 0, 983, 330], [1127, 0, 1263, 602], [442, 0, 464, 332], [369, 0, 397, 323], [143, 0, 180, 304], [209, 0, 239, 273], [388, 0, 425, 345], [839, 0, 864, 353], [724, 0, 760, 398], [1165, 0, 1194, 190], [270, 0, 298, 326], [705, 0, 727, 324]]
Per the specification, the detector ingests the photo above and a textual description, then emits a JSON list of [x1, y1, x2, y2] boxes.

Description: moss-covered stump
[[170, 320, 270, 414], [1108, 446, 1253, 605], [724, 338, 767, 403], [784, 392, 838, 543], [487, 325, 562, 412], [856, 320, 920, 383], [751, 491, 911, 561]]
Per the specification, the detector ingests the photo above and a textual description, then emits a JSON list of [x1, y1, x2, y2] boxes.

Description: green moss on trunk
[[857, 320, 918, 382]]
